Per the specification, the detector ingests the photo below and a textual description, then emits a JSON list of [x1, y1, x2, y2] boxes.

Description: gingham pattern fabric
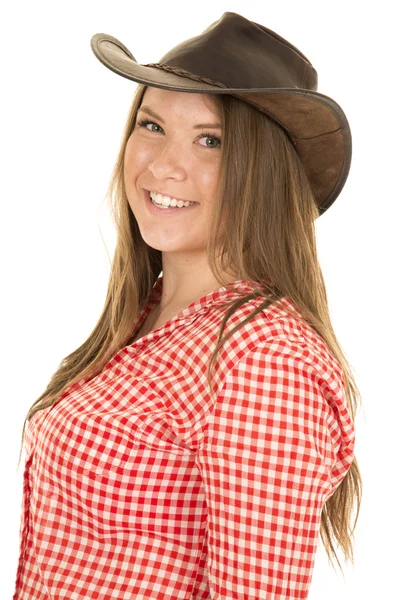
[[13, 276, 356, 599]]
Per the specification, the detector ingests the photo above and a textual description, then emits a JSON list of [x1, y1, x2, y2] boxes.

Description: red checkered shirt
[[13, 276, 356, 599]]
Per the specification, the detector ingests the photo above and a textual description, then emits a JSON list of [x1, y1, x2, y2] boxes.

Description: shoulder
[[215, 293, 344, 388]]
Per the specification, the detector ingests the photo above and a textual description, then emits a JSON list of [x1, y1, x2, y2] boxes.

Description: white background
[[1, 1, 398, 598]]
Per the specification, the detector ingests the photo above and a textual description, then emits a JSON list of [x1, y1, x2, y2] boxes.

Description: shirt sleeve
[[195, 335, 356, 600]]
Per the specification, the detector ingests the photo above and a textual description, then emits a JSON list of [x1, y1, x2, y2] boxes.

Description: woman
[[13, 11, 362, 600]]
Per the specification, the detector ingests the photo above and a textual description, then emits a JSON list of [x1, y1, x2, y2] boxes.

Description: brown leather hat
[[91, 11, 352, 217]]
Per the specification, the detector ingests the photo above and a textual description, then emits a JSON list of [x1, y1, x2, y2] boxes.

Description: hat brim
[[91, 33, 352, 216], [91, 33, 229, 92]]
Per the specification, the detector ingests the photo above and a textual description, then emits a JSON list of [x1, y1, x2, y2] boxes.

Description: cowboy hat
[[91, 11, 352, 216]]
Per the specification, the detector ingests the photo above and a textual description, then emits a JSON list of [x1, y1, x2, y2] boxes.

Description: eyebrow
[[138, 105, 222, 129]]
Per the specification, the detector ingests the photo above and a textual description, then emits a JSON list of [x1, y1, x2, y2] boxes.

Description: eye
[[136, 118, 162, 133], [198, 132, 221, 149]]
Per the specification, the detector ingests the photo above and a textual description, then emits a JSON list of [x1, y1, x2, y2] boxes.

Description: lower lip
[[144, 190, 199, 216]]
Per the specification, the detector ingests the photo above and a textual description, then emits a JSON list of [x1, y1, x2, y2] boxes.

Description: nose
[[148, 140, 186, 180]]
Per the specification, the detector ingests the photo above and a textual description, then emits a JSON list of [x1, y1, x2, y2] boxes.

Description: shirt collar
[[129, 274, 274, 346], [148, 274, 259, 318]]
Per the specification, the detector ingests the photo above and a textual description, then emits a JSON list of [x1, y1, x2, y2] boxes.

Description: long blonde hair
[[19, 83, 362, 576]]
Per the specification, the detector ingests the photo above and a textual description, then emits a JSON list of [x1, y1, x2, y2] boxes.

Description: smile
[[149, 190, 197, 208], [144, 190, 199, 216]]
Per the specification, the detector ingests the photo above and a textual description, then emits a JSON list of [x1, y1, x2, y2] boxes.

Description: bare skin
[[130, 304, 178, 344], [123, 87, 240, 331]]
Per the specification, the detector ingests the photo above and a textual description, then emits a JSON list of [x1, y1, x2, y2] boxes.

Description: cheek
[[198, 162, 220, 196], [124, 134, 151, 173]]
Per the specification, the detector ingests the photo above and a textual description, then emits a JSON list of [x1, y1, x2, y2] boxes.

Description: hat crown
[[160, 12, 318, 91]]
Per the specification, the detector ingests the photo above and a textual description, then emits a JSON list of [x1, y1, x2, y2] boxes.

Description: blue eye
[[136, 118, 221, 149], [199, 131, 221, 148], [137, 119, 162, 133]]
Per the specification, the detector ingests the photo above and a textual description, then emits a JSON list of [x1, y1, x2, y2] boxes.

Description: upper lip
[[145, 188, 198, 204]]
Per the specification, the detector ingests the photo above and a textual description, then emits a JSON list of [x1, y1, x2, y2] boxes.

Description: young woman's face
[[123, 87, 222, 255]]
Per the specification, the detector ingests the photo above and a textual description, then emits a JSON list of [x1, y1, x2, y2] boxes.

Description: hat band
[[143, 62, 228, 89]]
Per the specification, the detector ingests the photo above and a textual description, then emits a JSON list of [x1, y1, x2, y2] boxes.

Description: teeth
[[149, 191, 195, 208]]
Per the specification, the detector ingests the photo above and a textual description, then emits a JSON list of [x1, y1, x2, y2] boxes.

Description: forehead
[[141, 87, 219, 116]]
